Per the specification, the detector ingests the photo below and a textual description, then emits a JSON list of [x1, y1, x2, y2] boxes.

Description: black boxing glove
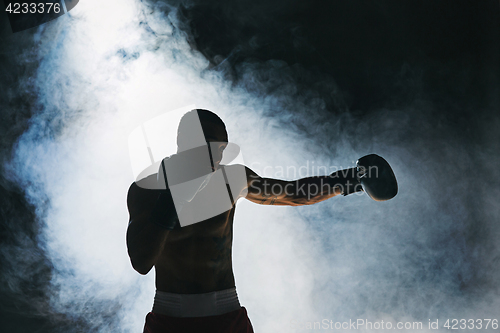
[[356, 154, 398, 201], [150, 190, 180, 230]]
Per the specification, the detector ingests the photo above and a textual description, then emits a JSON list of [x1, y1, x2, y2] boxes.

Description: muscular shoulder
[[217, 164, 261, 201], [220, 164, 256, 180]]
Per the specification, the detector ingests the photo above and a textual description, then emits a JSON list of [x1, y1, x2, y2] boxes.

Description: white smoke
[[4, 0, 499, 332]]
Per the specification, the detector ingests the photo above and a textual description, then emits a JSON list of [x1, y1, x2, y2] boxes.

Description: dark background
[[183, 0, 499, 114], [1, 0, 499, 331]]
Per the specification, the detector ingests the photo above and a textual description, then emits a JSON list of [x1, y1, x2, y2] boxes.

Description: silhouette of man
[[126, 109, 397, 333]]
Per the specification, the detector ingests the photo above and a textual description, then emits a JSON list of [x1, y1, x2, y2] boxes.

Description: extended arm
[[243, 154, 398, 205], [244, 166, 363, 206]]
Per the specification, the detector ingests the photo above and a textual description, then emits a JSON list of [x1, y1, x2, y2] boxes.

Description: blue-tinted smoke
[[1, 0, 499, 332]]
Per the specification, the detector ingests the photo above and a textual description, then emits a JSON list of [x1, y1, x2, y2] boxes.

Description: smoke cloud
[[0, 0, 499, 332]]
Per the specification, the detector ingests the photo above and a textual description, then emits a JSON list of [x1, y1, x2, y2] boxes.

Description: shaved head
[[177, 109, 228, 151]]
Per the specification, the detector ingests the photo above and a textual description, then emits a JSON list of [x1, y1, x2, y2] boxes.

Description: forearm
[[292, 176, 343, 205], [127, 221, 170, 274], [255, 167, 361, 206], [126, 190, 178, 274]]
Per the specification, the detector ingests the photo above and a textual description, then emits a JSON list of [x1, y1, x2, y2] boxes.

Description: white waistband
[[152, 287, 241, 318]]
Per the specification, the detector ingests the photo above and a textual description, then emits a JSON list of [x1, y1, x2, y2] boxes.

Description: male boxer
[[126, 109, 397, 333]]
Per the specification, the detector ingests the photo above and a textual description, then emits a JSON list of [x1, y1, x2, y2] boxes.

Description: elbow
[[135, 267, 153, 276], [128, 251, 154, 275], [131, 258, 153, 275]]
